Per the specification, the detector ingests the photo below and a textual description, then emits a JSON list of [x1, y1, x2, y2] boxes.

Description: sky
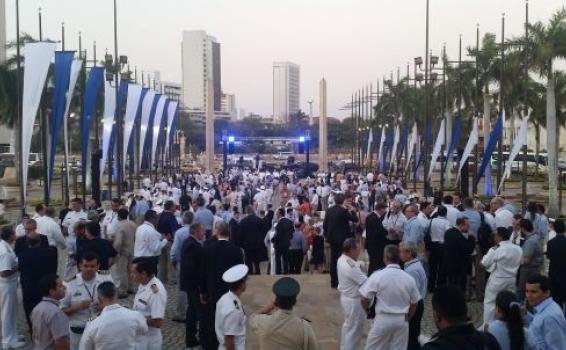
[[4, 0, 565, 119]]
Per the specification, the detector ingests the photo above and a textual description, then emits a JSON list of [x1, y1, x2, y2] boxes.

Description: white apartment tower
[[181, 30, 221, 111], [273, 62, 300, 124]]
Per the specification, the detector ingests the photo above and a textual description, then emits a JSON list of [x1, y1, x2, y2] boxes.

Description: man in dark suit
[[180, 223, 205, 348], [199, 221, 244, 350], [239, 206, 267, 274], [272, 208, 294, 274], [443, 217, 476, 292], [323, 193, 358, 288], [547, 218, 566, 308], [365, 202, 388, 275]]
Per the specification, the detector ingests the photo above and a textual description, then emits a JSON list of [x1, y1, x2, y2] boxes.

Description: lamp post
[[113, 0, 123, 199], [423, 0, 431, 196]]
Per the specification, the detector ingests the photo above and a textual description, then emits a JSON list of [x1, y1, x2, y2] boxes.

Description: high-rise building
[[221, 93, 237, 120], [273, 62, 300, 124], [0, 0, 6, 63], [181, 30, 221, 111]]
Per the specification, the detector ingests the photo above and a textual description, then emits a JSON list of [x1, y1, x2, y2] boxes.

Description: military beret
[[272, 277, 300, 297]]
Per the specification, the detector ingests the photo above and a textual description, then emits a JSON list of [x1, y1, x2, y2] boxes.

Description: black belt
[[70, 326, 85, 334]]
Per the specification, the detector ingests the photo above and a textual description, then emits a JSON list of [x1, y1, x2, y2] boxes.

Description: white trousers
[[365, 314, 408, 350], [135, 330, 162, 350], [483, 276, 516, 325], [70, 330, 83, 350], [340, 295, 365, 350], [0, 281, 18, 347]]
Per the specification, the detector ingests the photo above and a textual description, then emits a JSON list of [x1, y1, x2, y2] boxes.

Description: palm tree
[[529, 8, 566, 217]]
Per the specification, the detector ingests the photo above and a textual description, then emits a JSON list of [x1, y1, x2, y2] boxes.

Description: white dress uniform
[[133, 276, 167, 350], [61, 273, 114, 349], [358, 264, 420, 350], [481, 240, 522, 325], [337, 254, 368, 350], [215, 264, 249, 350], [79, 304, 148, 350], [0, 239, 19, 349], [62, 210, 88, 280]]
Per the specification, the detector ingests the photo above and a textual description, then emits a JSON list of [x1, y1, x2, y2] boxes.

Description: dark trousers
[[447, 269, 467, 293], [22, 287, 42, 334], [200, 301, 218, 350], [185, 290, 202, 347], [408, 299, 424, 350], [330, 243, 342, 288], [275, 248, 289, 274], [428, 242, 445, 292], [367, 247, 385, 276], [245, 249, 261, 275], [288, 249, 304, 274]]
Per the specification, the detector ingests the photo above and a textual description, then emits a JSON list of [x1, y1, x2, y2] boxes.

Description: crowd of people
[[0, 167, 565, 349]]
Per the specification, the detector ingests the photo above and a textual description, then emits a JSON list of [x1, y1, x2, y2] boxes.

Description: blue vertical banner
[[476, 112, 503, 185], [108, 80, 129, 158], [127, 87, 148, 163], [48, 51, 75, 191], [383, 126, 394, 172], [397, 126, 409, 164], [142, 94, 161, 169], [81, 66, 104, 180], [168, 105, 179, 155], [443, 116, 462, 173]]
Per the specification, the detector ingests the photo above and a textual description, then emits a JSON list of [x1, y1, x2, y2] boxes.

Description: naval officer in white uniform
[[215, 264, 249, 350], [337, 238, 367, 350], [359, 244, 420, 350], [131, 257, 167, 350]]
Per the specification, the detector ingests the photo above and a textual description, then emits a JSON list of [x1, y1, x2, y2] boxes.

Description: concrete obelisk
[[205, 80, 215, 173], [319, 78, 328, 172]]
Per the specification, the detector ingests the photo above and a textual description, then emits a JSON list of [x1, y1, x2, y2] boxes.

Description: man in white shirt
[[79, 281, 147, 350], [383, 201, 406, 244], [134, 210, 168, 272], [36, 207, 66, 250], [427, 206, 452, 293], [481, 227, 522, 325], [102, 198, 121, 240], [491, 197, 513, 229], [337, 238, 367, 350], [442, 195, 463, 227], [359, 245, 420, 350]]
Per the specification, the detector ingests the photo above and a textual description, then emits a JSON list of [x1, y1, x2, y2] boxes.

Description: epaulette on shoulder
[[98, 270, 110, 276], [346, 259, 355, 268]]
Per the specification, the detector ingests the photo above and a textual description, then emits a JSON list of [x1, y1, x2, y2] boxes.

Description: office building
[[273, 62, 300, 124], [221, 93, 237, 120], [181, 30, 221, 111]]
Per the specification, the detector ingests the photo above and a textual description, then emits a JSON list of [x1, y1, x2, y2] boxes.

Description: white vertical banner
[[457, 118, 479, 183], [376, 127, 386, 167], [390, 125, 400, 169], [139, 90, 156, 163], [165, 101, 179, 155], [122, 84, 143, 167], [151, 95, 168, 169], [21, 42, 56, 197], [427, 119, 446, 181], [366, 128, 373, 164], [100, 81, 116, 181], [405, 123, 418, 172], [498, 115, 529, 192], [63, 59, 83, 191]]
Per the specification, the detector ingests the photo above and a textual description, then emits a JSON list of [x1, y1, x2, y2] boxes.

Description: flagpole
[[15, 0, 26, 216], [521, 0, 529, 212], [38, 8, 50, 206], [61, 22, 71, 205], [497, 13, 505, 194]]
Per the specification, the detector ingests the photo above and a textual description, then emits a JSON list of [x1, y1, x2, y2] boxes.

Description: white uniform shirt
[[481, 240, 523, 278], [134, 222, 167, 257], [215, 291, 246, 350], [79, 304, 148, 350], [444, 205, 463, 227], [36, 216, 66, 249], [494, 208, 513, 229], [102, 210, 119, 239], [0, 240, 18, 283], [133, 276, 167, 337], [62, 210, 88, 236], [358, 264, 420, 315], [61, 273, 113, 327], [429, 217, 452, 243], [383, 212, 407, 241], [337, 255, 368, 298], [15, 223, 25, 238]]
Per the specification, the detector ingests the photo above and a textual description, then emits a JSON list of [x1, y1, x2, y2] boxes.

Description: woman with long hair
[[487, 290, 527, 350]]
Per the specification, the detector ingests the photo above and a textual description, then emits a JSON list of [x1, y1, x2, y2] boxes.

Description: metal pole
[[16, 0, 26, 216], [423, 0, 431, 196], [38, 8, 50, 206], [351, 94, 354, 165], [113, 0, 122, 198], [474, 25, 480, 195], [413, 63, 418, 193], [61, 22, 71, 205], [440, 43, 447, 195], [79, 31, 87, 203], [521, 1, 529, 212], [497, 14, 505, 194]]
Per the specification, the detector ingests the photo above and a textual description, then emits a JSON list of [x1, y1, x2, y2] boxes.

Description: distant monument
[[319, 78, 328, 172]]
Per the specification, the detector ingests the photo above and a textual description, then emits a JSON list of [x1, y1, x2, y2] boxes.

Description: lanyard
[[83, 282, 97, 301]]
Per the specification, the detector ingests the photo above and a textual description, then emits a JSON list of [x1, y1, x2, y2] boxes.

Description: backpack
[[478, 212, 494, 255]]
